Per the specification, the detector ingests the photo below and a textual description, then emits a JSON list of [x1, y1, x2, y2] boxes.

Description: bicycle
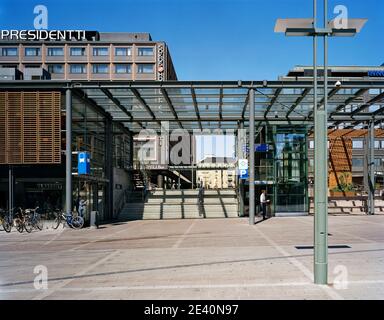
[[2, 207, 25, 233], [53, 210, 84, 230], [24, 207, 43, 233], [0, 208, 6, 231]]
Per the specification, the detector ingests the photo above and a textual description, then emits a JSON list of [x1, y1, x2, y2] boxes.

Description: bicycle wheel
[[15, 220, 24, 233], [24, 216, 33, 233], [2, 217, 12, 233], [53, 213, 61, 230], [71, 216, 84, 229], [35, 214, 43, 231]]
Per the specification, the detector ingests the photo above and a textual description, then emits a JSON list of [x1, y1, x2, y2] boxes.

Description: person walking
[[259, 190, 270, 220], [78, 197, 87, 217]]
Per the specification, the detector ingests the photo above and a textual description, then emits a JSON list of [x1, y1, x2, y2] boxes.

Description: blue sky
[[1, 0, 383, 80]]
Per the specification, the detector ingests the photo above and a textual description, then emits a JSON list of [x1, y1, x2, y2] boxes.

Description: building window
[[374, 158, 383, 168], [25, 47, 41, 56], [137, 47, 154, 56], [1, 47, 18, 56], [352, 139, 364, 149], [352, 158, 364, 167], [92, 64, 109, 74], [70, 47, 86, 56], [309, 140, 314, 149], [115, 64, 131, 74], [47, 47, 64, 56], [137, 64, 154, 74], [70, 64, 86, 74], [47, 64, 64, 74], [1, 64, 17, 68], [93, 47, 109, 56], [24, 64, 41, 68], [309, 158, 314, 168], [115, 47, 132, 56], [375, 140, 384, 149]]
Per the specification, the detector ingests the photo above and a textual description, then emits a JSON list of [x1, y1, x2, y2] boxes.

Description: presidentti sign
[[0, 30, 99, 41]]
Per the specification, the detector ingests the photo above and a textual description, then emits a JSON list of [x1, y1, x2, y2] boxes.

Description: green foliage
[[331, 172, 355, 192], [331, 183, 355, 192]]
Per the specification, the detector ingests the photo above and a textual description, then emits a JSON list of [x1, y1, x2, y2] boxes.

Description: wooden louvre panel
[[0, 91, 61, 164], [7, 92, 23, 164], [329, 137, 352, 172], [0, 92, 6, 164], [23, 92, 38, 163]]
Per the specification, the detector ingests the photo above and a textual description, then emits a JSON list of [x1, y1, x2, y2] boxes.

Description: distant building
[[197, 156, 236, 189], [0, 32, 177, 81]]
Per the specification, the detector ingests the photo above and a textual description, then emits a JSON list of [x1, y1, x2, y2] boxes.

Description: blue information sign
[[255, 144, 269, 152], [78, 152, 90, 175], [239, 169, 249, 179]]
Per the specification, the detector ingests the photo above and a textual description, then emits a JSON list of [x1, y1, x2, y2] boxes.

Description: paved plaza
[[0, 215, 383, 300]]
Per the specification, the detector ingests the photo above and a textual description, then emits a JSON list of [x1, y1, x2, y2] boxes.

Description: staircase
[[118, 189, 239, 221], [132, 171, 145, 190], [309, 199, 384, 215]]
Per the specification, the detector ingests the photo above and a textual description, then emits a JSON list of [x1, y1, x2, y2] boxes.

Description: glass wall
[[72, 95, 107, 222], [273, 126, 308, 213]]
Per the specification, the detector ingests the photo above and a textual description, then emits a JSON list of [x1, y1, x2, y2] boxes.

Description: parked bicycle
[[1, 207, 25, 233], [0, 208, 7, 231], [24, 207, 43, 233], [53, 210, 84, 230]]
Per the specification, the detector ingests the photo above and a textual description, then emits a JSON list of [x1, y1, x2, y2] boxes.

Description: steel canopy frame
[[1, 79, 384, 132]]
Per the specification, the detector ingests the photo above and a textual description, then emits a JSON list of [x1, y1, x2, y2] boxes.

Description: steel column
[[369, 120, 375, 215], [65, 89, 73, 216], [314, 0, 328, 285], [249, 89, 255, 225], [239, 121, 245, 217], [105, 118, 114, 219], [8, 166, 13, 216]]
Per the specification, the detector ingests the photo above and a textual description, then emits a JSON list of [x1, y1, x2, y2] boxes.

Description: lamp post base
[[314, 262, 328, 284]]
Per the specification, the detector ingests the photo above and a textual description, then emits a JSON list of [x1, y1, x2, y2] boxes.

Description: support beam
[[249, 89, 255, 225], [373, 105, 384, 116], [101, 88, 133, 120], [65, 89, 72, 216], [307, 87, 340, 119], [331, 88, 368, 115], [191, 88, 203, 130], [264, 88, 282, 118], [131, 87, 162, 128], [241, 93, 249, 119], [287, 88, 311, 117], [351, 91, 384, 116], [368, 120, 375, 215], [160, 88, 183, 129]]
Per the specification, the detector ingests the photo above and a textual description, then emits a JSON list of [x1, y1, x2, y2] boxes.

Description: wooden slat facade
[[0, 91, 61, 164]]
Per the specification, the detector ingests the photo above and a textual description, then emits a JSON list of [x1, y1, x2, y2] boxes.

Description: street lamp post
[[275, 0, 366, 284]]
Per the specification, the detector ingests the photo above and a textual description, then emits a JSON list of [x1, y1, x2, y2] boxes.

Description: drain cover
[[295, 245, 351, 250]]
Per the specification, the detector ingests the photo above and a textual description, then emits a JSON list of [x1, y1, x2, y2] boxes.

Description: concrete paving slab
[[0, 216, 383, 300]]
